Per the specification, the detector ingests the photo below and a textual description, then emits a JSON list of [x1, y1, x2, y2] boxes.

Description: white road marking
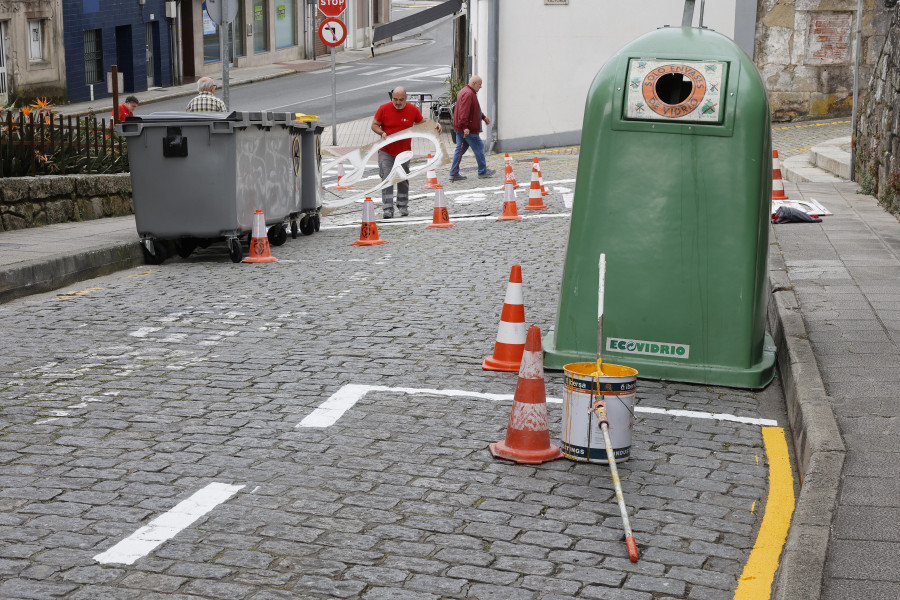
[[93, 482, 245, 565], [364, 66, 403, 76], [320, 212, 570, 231], [453, 193, 488, 204], [297, 385, 779, 428], [129, 327, 161, 338], [637, 406, 778, 427], [411, 67, 451, 78]]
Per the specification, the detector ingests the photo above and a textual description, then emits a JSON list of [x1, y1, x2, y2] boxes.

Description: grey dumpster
[[274, 114, 323, 237], [118, 111, 308, 264]]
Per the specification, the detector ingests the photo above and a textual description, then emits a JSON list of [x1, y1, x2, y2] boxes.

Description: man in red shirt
[[371, 87, 440, 218], [449, 75, 494, 182], [113, 96, 139, 123]]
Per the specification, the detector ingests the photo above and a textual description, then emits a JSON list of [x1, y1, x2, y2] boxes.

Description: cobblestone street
[[0, 153, 790, 598]]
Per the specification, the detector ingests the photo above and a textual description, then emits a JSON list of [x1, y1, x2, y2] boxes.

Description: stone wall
[[856, 4, 900, 215], [755, 0, 891, 121], [0, 174, 133, 232]]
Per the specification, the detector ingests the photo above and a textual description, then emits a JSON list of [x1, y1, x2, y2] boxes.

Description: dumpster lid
[[129, 111, 244, 122]]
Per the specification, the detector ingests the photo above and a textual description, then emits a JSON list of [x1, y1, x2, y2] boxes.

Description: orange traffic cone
[[423, 154, 443, 189], [351, 197, 389, 246], [242, 210, 278, 263], [524, 163, 548, 210], [503, 153, 520, 189], [535, 157, 549, 196], [426, 188, 455, 229], [498, 183, 522, 222], [490, 325, 564, 464], [772, 150, 788, 200], [483, 264, 526, 371], [334, 163, 353, 190]]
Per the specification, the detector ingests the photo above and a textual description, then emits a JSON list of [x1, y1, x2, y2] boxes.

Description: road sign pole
[[221, 26, 230, 110], [331, 46, 337, 146]]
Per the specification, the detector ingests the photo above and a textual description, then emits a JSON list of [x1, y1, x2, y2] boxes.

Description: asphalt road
[[149, 3, 454, 125]]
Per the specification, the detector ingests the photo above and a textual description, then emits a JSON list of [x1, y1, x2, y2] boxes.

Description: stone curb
[[0, 241, 144, 304], [767, 269, 846, 600]]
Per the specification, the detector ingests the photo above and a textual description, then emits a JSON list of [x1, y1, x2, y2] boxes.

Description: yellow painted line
[[734, 427, 796, 600], [55, 287, 103, 300], [508, 147, 580, 158], [128, 269, 161, 278], [771, 119, 850, 130]]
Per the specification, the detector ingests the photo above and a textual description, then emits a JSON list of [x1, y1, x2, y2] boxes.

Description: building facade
[[180, 0, 316, 81], [62, 0, 174, 103], [0, 0, 67, 105], [755, 0, 890, 121]]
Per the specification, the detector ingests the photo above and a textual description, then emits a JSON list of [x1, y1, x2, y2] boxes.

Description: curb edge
[[767, 269, 846, 600]]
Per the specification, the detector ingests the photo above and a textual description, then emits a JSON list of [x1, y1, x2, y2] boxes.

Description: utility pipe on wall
[[486, 0, 498, 154], [850, 0, 862, 181]]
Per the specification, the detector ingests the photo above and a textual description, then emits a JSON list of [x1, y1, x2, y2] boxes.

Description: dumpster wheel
[[175, 237, 197, 259], [291, 220, 299, 239], [268, 225, 288, 246], [142, 239, 167, 265], [299, 215, 315, 236], [228, 238, 243, 263], [313, 214, 321, 232]]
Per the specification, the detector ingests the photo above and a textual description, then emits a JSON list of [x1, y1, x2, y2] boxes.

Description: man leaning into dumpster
[[371, 87, 441, 219], [185, 77, 227, 113]]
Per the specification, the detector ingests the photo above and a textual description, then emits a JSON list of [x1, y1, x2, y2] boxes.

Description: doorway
[[146, 22, 156, 88]]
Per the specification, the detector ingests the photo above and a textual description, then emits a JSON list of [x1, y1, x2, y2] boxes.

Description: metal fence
[[0, 111, 128, 178]]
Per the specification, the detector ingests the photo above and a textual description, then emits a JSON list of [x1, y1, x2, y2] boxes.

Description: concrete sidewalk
[[5, 118, 900, 598], [768, 181, 900, 600]]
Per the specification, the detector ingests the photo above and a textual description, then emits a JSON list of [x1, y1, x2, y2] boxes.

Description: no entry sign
[[318, 0, 346, 17]]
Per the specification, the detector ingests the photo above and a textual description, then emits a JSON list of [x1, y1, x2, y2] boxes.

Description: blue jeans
[[450, 131, 488, 177]]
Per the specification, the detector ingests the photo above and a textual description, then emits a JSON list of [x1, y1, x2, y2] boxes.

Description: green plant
[[1, 102, 129, 177], [447, 77, 466, 102], [858, 170, 876, 196]]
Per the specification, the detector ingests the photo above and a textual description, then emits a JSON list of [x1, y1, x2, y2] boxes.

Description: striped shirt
[[185, 92, 227, 113]]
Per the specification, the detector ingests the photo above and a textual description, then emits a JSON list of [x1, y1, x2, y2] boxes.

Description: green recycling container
[[543, 26, 775, 389]]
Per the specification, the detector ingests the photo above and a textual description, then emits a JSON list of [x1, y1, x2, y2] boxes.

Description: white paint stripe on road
[[296, 385, 780, 428], [298, 384, 382, 428], [411, 67, 451, 78], [364, 66, 404, 76], [129, 327, 161, 338], [319, 212, 571, 231], [637, 406, 778, 427], [93, 482, 245, 565]]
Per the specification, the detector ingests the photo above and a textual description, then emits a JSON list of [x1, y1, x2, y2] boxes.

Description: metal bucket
[[562, 362, 638, 463]]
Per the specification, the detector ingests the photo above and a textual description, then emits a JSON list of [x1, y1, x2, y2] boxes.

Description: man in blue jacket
[[449, 75, 495, 181]]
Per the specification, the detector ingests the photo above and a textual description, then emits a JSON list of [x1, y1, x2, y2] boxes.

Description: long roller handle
[[594, 399, 639, 562]]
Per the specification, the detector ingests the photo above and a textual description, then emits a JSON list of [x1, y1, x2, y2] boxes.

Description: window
[[203, 1, 243, 63], [28, 20, 44, 61], [83, 29, 103, 84], [274, 1, 295, 48], [253, 0, 267, 53]]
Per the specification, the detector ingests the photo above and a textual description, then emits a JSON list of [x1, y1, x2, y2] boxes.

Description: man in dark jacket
[[449, 76, 495, 181]]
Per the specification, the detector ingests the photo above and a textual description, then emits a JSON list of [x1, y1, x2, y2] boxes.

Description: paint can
[[561, 362, 638, 463]]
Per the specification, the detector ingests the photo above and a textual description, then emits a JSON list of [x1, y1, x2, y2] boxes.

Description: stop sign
[[318, 0, 346, 17]]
